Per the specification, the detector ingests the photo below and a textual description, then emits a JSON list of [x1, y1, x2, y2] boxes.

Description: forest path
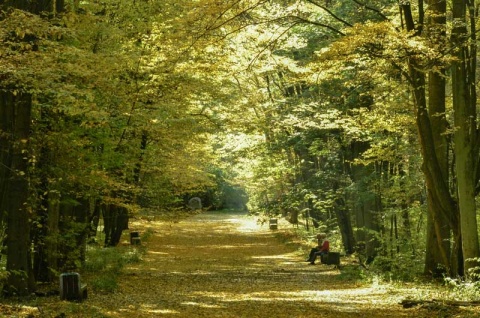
[[84, 209, 471, 318]]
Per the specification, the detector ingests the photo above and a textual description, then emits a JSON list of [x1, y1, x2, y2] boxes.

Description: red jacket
[[319, 240, 329, 253]]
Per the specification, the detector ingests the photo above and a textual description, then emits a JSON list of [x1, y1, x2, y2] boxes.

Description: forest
[[1, 0, 480, 303]]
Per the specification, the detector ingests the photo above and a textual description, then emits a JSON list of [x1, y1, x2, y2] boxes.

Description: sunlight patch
[[236, 221, 262, 232], [195, 243, 269, 249], [252, 253, 296, 260], [141, 304, 180, 314], [146, 309, 180, 314], [149, 251, 170, 255], [182, 301, 225, 309], [191, 286, 397, 305]]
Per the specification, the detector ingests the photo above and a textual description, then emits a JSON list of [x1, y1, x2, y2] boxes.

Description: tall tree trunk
[[451, 0, 480, 276], [334, 197, 355, 255], [401, 1, 461, 276], [398, 162, 414, 255], [423, 0, 452, 276], [1, 92, 35, 296], [103, 203, 129, 247], [73, 199, 90, 265], [33, 188, 61, 281], [32, 107, 57, 282], [0, 0, 65, 296], [349, 141, 381, 263], [46, 191, 60, 278]]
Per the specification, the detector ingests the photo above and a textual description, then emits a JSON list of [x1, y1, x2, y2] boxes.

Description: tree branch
[[351, 0, 390, 21], [304, 0, 354, 27], [289, 15, 345, 36], [247, 21, 302, 69]]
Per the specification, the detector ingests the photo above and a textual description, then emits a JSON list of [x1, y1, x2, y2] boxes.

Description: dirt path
[[10, 210, 475, 317], [80, 210, 473, 318]]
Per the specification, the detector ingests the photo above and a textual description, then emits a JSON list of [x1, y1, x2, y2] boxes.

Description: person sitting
[[306, 233, 329, 265]]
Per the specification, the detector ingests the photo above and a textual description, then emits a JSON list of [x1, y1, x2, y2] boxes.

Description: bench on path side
[[59, 272, 87, 301], [130, 231, 141, 245], [269, 218, 278, 230], [320, 252, 341, 268]]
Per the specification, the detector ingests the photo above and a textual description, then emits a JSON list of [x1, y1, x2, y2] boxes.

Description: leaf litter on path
[[7, 211, 480, 317], [87, 211, 479, 317]]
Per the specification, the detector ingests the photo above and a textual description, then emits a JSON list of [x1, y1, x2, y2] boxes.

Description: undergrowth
[[275, 222, 427, 284], [84, 230, 151, 293], [444, 277, 480, 301], [275, 217, 480, 304]]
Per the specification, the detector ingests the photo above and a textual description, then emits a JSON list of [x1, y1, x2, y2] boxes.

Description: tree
[[302, 0, 480, 276], [0, 89, 35, 296], [216, 0, 480, 276], [0, 0, 230, 293], [423, 0, 452, 277], [451, 0, 480, 275], [0, 6, 50, 295]]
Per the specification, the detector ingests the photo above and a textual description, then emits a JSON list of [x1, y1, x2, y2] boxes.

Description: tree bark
[[401, 1, 461, 276], [451, 0, 480, 275], [0, 0, 65, 296], [46, 191, 60, 278], [103, 203, 129, 247], [1, 92, 36, 296], [334, 197, 355, 255], [423, 0, 452, 276], [349, 141, 381, 263]]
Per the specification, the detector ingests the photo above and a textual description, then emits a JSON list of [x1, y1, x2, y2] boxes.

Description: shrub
[[84, 247, 123, 272], [90, 271, 118, 293], [84, 243, 146, 293]]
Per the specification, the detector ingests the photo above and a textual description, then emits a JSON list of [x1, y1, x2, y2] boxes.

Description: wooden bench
[[320, 252, 341, 268], [269, 218, 278, 230], [59, 272, 87, 301], [130, 231, 141, 245]]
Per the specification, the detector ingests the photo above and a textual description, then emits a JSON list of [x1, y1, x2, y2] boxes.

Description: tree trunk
[[401, 1, 461, 276], [413, 68, 460, 274], [333, 186, 355, 255], [73, 199, 90, 265], [0, 0, 65, 296], [451, 0, 480, 276], [32, 107, 58, 282], [425, 194, 451, 276], [349, 141, 381, 263], [1, 91, 35, 296], [423, 0, 452, 276], [46, 191, 60, 278], [103, 203, 129, 247], [33, 189, 61, 281]]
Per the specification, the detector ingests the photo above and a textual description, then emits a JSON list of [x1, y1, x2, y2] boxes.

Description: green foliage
[[84, 245, 145, 293], [0, 0, 473, 295], [0, 268, 8, 293], [90, 272, 118, 293], [367, 255, 425, 282], [83, 248, 114, 273], [124, 247, 145, 264], [140, 228, 154, 243], [444, 277, 480, 301], [337, 264, 368, 282], [84, 246, 144, 272]]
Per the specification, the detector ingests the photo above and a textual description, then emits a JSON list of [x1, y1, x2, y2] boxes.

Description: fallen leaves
[[4, 211, 480, 317]]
